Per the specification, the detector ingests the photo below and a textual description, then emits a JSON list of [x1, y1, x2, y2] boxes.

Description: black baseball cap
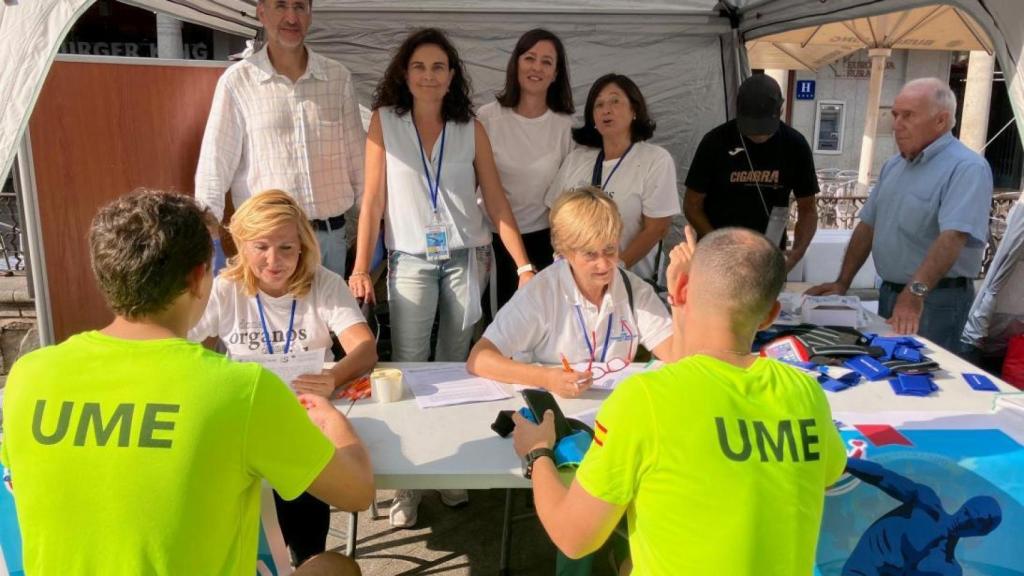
[[737, 74, 783, 137]]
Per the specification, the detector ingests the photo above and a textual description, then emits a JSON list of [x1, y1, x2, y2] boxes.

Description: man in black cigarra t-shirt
[[684, 74, 819, 272]]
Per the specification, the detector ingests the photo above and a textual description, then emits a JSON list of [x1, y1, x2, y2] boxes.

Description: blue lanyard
[[255, 295, 297, 354], [590, 142, 634, 190], [414, 120, 447, 213], [573, 305, 614, 362]]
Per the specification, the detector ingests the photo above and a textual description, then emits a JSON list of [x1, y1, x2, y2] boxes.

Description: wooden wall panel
[[28, 60, 227, 342]]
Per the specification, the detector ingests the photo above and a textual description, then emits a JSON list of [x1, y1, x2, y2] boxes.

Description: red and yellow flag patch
[[594, 419, 608, 447]]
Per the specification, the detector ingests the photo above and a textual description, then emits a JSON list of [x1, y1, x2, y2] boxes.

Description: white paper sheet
[[403, 365, 512, 409], [233, 348, 326, 386]]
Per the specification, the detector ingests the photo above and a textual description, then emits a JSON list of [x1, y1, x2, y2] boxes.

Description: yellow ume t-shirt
[[576, 355, 845, 575], [0, 331, 335, 575]]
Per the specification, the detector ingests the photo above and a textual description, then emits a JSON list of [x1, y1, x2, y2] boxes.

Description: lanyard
[[414, 120, 447, 213], [255, 295, 297, 355], [590, 142, 634, 190], [574, 305, 614, 362]]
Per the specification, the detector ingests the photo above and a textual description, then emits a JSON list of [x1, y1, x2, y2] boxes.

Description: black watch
[[523, 447, 555, 479]]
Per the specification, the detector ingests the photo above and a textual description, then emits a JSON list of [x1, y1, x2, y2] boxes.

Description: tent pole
[[16, 132, 54, 346], [856, 48, 891, 194]]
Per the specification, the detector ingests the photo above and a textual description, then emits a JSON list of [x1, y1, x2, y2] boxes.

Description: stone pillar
[[961, 50, 995, 153], [155, 13, 184, 59], [856, 48, 892, 193], [764, 69, 790, 119]]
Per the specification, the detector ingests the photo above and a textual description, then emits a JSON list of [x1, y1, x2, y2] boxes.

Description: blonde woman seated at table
[[468, 186, 684, 397], [189, 190, 376, 565]]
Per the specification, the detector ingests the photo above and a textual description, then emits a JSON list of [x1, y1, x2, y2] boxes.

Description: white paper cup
[[371, 368, 404, 403]]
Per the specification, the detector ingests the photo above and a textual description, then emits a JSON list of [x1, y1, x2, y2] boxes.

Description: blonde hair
[[222, 190, 321, 297], [549, 186, 622, 256]]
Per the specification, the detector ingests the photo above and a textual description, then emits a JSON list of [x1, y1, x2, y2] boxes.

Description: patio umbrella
[[747, 4, 993, 191]]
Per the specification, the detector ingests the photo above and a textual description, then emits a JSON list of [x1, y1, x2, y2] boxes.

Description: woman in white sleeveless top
[[478, 28, 574, 310], [348, 28, 534, 528]]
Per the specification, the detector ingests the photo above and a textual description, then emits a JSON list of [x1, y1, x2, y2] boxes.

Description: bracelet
[[350, 271, 370, 278], [516, 263, 537, 276]]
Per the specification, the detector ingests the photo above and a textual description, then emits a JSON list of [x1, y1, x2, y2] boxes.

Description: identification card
[[764, 206, 789, 245], [425, 222, 450, 262]]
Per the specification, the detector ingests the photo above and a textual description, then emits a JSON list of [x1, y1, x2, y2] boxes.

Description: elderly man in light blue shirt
[[808, 78, 992, 353]]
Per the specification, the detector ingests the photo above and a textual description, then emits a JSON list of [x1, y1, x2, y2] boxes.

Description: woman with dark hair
[[545, 73, 680, 283], [478, 28, 575, 310], [348, 27, 534, 527]]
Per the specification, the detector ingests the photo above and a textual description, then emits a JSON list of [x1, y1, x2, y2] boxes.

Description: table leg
[[346, 511, 358, 558], [499, 488, 513, 575]]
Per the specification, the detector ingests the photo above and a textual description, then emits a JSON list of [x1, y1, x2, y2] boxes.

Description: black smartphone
[[521, 389, 573, 441]]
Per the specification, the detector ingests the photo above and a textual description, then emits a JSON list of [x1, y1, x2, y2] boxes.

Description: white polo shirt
[[478, 102, 573, 234], [189, 266, 366, 361], [544, 141, 681, 279], [482, 259, 673, 364]]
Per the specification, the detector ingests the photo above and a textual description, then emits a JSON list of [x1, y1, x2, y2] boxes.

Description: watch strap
[[523, 447, 555, 479], [516, 263, 537, 276]]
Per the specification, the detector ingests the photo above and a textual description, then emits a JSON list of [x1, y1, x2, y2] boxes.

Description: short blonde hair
[[222, 190, 321, 297], [549, 186, 622, 256]]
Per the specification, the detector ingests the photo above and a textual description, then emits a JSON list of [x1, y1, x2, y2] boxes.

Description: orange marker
[[560, 353, 572, 372]]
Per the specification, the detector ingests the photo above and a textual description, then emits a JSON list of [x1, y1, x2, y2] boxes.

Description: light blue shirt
[[859, 132, 992, 284]]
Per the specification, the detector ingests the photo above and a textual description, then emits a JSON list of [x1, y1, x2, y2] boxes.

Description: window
[[813, 101, 845, 154]]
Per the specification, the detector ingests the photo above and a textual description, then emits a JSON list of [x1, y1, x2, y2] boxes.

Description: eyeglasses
[[590, 357, 631, 381]]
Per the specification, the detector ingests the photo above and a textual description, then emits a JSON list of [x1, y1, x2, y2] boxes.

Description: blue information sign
[[795, 80, 816, 100]]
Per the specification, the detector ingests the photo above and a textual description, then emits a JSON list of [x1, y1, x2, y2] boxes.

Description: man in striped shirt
[[195, 0, 365, 277]]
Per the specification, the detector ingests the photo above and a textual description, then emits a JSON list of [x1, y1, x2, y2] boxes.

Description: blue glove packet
[[818, 371, 862, 392], [845, 355, 891, 380], [888, 373, 939, 396], [963, 373, 999, 392]]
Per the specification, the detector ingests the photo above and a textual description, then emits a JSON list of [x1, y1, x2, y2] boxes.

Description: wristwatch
[[523, 447, 555, 479], [909, 281, 929, 297], [516, 263, 537, 277]]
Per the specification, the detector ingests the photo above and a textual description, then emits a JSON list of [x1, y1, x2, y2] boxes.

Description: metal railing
[[793, 169, 1020, 276], [0, 192, 24, 274]]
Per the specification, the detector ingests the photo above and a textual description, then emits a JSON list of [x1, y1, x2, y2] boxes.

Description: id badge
[[425, 222, 450, 262], [764, 206, 789, 245]]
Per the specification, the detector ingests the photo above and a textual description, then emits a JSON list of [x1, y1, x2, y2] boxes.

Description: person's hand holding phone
[[511, 409, 556, 458]]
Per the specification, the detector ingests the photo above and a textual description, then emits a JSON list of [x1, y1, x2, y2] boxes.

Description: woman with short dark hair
[[479, 28, 575, 310], [545, 73, 681, 284]]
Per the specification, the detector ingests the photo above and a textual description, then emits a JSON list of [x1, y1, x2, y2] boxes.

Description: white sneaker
[[438, 488, 469, 508], [389, 489, 422, 528]]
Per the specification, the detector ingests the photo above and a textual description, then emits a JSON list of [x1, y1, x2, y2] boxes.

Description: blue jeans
[[878, 282, 974, 353], [388, 246, 491, 362], [314, 221, 348, 277]]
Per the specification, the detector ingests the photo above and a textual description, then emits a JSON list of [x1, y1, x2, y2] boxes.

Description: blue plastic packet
[[893, 345, 923, 362], [963, 373, 999, 392], [845, 355, 891, 380]]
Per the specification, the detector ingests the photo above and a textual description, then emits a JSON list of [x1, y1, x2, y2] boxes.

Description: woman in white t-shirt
[[478, 29, 574, 309], [469, 186, 686, 398], [190, 190, 376, 563], [545, 73, 681, 282]]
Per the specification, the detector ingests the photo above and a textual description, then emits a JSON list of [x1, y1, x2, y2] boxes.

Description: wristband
[[516, 263, 537, 276], [350, 271, 370, 278], [523, 447, 554, 479]]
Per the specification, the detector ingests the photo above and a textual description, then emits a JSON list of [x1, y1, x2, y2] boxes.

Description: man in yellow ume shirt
[[512, 227, 846, 575]]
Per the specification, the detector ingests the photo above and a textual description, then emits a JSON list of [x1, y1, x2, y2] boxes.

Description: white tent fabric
[[303, 10, 732, 190], [964, 199, 1024, 354]]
